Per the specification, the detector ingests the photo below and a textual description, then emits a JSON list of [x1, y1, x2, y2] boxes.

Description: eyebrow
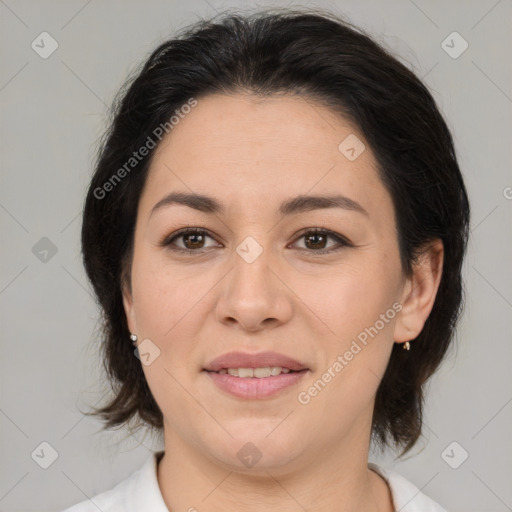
[[149, 192, 369, 218]]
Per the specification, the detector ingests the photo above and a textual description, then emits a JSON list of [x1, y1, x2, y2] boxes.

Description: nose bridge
[[216, 231, 292, 330], [231, 233, 276, 302]]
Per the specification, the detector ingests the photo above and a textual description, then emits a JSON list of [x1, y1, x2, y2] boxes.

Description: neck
[[156, 424, 393, 512]]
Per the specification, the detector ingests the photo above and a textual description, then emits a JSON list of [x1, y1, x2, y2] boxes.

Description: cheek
[[130, 248, 194, 336], [132, 255, 209, 423], [130, 250, 217, 377], [310, 255, 402, 344], [303, 254, 401, 410]]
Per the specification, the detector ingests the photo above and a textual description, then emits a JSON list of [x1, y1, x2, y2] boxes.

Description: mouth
[[203, 351, 309, 399], [205, 366, 304, 377], [203, 350, 308, 373], [203, 368, 308, 399]]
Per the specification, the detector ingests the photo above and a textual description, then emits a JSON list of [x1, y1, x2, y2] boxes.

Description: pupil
[[185, 234, 204, 249], [183, 232, 327, 250], [306, 233, 326, 249]]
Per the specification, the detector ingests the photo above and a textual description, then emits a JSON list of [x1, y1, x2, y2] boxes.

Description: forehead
[[139, 93, 389, 219]]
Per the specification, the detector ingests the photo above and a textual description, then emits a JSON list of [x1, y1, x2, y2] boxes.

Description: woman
[[64, 8, 470, 512]]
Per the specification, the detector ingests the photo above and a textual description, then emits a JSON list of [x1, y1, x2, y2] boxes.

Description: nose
[[215, 244, 294, 332]]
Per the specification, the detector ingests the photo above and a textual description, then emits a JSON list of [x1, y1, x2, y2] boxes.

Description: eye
[[158, 227, 353, 255], [290, 228, 353, 255], [158, 228, 218, 253]]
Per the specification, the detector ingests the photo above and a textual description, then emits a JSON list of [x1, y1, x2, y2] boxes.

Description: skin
[[122, 93, 443, 512]]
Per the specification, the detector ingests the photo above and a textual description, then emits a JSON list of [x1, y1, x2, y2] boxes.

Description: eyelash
[[158, 227, 353, 256]]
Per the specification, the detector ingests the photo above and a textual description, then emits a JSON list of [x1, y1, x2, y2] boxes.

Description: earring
[[403, 341, 411, 351], [130, 333, 138, 345]]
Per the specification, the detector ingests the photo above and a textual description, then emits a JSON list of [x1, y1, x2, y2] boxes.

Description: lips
[[203, 351, 308, 373]]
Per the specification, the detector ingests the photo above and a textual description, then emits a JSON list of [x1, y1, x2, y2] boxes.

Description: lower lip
[[204, 370, 308, 399]]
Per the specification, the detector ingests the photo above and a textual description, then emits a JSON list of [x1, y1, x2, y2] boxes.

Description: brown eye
[[292, 229, 352, 255], [304, 232, 328, 250], [181, 232, 206, 250], [160, 228, 218, 253], [160, 227, 352, 256]]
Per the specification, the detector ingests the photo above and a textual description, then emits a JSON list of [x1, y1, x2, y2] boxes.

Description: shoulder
[[60, 465, 141, 512], [60, 451, 167, 512], [60, 473, 134, 512], [369, 462, 448, 512]]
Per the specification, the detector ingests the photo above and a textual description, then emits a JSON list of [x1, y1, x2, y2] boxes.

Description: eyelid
[[158, 226, 354, 254], [291, 227, 354, 248], [157, 227, 218, 248]]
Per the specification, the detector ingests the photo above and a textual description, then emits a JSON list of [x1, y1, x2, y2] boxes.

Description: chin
[[205, 426, 306, 473]]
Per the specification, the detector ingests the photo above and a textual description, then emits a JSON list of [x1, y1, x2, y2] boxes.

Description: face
[[122, 93, 437, 474]]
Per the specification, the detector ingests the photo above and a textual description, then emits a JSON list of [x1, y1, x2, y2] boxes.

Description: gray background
[[1, 1, 511, 511]]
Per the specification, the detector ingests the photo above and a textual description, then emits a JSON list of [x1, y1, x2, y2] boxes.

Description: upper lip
[[204, 351, 308, 372]]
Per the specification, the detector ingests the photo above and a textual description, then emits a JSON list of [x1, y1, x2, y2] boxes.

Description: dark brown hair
[[81, 8, 470, 457]]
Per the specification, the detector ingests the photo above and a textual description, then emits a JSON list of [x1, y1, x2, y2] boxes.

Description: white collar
[[368, 461, 447, 511], [91, 451, 446, 512]]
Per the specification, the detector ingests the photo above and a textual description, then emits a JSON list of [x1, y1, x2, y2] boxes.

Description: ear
[[394, 239, 444, 345], [122, 280, 138, 336]]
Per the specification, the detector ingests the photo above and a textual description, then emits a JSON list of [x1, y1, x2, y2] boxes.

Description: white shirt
[[62, 451, 447, 512]]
